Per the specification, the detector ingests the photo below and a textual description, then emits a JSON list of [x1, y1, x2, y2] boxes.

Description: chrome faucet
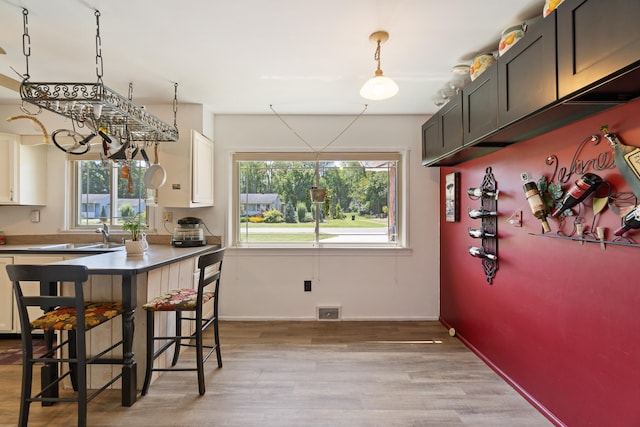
[[96, 224, 110, 244]]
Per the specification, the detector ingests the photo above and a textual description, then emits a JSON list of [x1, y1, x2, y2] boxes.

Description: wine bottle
[[601, 126, 640, 198], [551, 173, 603, 217], [522, 181, 551, 232], [468, 246, 497, 261], [466, 187, 499, 199], [468, 208, 498, 219], [614, 205, 640, 236], [468, 228, 496, 238]]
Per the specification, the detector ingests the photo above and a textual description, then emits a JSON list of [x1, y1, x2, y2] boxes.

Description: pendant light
[[360, 30, 399, 101]]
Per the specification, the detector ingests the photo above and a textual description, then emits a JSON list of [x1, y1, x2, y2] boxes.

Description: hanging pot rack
[[21, 81, 179, 143], [18, 9, 179, 144]]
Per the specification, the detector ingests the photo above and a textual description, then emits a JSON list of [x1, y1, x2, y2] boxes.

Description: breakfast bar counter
[[53, 244, 219, 274], [52, 244, 221, 406]]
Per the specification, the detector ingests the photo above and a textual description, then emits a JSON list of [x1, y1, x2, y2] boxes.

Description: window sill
[[226, 245, 413, 257]]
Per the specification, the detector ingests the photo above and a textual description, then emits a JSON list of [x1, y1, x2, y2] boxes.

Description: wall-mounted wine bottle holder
[[468, 166, 498, 284]]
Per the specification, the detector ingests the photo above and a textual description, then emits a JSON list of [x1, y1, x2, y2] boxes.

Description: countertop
[[0, 243, 222, 274], [0, 243, 124, 254], [53, 244, 221, 275]]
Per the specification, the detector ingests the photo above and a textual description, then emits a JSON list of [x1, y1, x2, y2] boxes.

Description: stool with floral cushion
[[142, 247, 225, 396], [6, 264, 124, 427]]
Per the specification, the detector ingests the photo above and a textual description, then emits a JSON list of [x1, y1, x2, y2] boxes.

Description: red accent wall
[[439, 99, 640, 426]]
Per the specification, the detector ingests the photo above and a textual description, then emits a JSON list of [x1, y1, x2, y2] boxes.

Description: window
[[72, 158, 148, 228], [232, 152, 404, 247]]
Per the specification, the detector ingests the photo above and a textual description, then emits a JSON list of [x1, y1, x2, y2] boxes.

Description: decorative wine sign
[[467, 167, 498, 284], [528, 128, 640, 248], [545, 133, 615, 185]]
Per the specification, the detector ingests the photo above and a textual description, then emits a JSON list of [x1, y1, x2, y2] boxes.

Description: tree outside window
[[74, 159, 147, 227], [234, 153, 402, 246]]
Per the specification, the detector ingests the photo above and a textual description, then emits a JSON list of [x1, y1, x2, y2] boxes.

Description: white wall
[[213, 114, 441, 320], [0, 105, 441, 320]]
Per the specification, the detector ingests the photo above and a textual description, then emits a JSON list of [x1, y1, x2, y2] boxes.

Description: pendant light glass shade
[[360, 30, 398, 101], [360, 73, 399, 100]]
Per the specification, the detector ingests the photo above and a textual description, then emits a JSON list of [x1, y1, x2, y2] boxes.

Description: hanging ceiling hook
[[95, 10, 104, 83], [21, 8, 31, 81], [173, 82, 179, 129]]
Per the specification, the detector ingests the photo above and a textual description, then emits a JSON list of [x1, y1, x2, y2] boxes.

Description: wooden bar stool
[[6, 264, 125, 427], [142, 248, 225, 396]]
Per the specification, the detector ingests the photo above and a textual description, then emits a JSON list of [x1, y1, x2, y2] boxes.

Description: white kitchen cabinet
[[158, 130, 214, 207], [0, 132, 48, 205], [0, 257, 13, 332]]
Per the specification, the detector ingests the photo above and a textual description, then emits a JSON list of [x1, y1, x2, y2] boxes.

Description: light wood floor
[[0, 321, 551, 426]]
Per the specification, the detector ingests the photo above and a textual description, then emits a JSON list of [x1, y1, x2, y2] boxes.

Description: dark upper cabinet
[[421, 114, 439, 166], [497, 13, 557, 127], [557, 0, 640, 100], [439, 93, 464, 156], [422, 0, 640, 167], [421, 93, 463, 166], [463, 63, 498, 144]]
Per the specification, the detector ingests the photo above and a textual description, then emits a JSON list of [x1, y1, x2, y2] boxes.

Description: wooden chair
[[6, 264, 124, 427], [142, 248, 225, 396]]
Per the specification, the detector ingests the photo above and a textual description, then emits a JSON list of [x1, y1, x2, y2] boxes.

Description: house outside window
[[72, 157, 148, 228], [240, 193, 282, 216], [232, 152, 404, 247]]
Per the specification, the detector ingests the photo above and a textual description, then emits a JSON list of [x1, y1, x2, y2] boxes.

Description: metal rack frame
[[20, 82, 179, 143]]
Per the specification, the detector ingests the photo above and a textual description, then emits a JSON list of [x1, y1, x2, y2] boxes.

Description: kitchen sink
[[27, 242, 123, 250]]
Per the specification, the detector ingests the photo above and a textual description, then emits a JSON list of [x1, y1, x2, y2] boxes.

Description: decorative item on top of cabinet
[[543, 0, 564, 17], [469, 53, 495, 81], [467, 167, 498, 284], [498, 24, 525, 56]]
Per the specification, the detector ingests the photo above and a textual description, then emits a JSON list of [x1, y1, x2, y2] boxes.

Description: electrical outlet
[[304, 280, 312, 292], [163, 211, 173, 222]]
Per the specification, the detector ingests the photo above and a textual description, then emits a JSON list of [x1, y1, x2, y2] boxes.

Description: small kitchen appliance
[[171, 217, 207, 247]]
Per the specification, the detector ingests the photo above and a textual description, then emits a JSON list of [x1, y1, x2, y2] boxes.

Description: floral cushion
[[30, 302, 123, 331], [143, 288, 215, 312]]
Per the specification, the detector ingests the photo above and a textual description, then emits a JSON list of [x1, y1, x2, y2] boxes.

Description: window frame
[[70, 154, 149, 230], [231, 151, 406, 248]]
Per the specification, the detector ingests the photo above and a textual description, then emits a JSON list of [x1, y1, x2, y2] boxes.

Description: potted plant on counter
[[122, 214, 149, 256]]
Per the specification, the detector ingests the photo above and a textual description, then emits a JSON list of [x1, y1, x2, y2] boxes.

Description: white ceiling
[[0, 0, 542, 116]]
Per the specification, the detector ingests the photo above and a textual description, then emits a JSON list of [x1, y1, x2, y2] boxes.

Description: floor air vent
[[317, 306, 341, 321]]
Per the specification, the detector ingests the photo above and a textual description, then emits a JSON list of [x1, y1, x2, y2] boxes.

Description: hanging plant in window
[[310, 187, 327, 203]]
